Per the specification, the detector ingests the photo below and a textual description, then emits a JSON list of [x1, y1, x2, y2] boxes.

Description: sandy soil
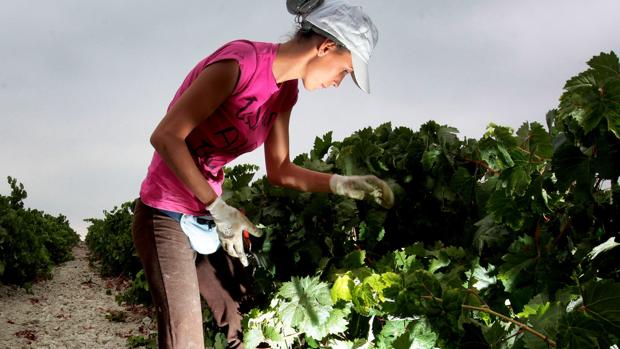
[[0, 241, 154, 349]]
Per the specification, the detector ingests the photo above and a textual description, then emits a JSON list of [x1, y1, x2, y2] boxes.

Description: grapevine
[[83, 51, 620, 348]]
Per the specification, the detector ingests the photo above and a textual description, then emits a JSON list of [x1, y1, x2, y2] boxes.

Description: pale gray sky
[[1, 0, 619, 238]]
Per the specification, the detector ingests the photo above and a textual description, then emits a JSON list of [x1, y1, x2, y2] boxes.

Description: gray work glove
[[207, 196, 262, 266], [329, 174, 394, 209]]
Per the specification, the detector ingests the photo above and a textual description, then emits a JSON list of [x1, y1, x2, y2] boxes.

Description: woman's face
[[303, 40, 353, 91]]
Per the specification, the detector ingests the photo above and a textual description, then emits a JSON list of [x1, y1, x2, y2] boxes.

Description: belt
[[158, 208, 183, 221], [158, 208, 215, 228]]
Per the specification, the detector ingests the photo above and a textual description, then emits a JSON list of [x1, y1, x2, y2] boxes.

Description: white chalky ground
[[0, 242, 154, 349]]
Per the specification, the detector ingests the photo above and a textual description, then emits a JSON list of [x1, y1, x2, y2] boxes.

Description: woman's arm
[[264, 108, 395, 208], [264, 108, 333, 192], [150, 60, 240, 206]]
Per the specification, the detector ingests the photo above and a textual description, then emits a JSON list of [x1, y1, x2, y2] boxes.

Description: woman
[[132, 1, 394, 348]]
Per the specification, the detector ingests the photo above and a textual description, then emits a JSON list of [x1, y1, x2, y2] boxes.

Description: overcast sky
[[1, 0, 619, 238]]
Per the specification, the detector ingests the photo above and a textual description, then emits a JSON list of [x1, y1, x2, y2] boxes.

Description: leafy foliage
[[0, 177, 80, 287], [86, 51, 620, 348], [85, 200, 142, 278], [222, 51, 620, 348]]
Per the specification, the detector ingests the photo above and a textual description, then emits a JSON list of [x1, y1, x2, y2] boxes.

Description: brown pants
[[132, 198, 251, 349]]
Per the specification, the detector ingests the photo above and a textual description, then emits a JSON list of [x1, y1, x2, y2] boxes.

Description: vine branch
[[421, 296, 557, 347], [461, 156, 498, 176], [462, 305, 557, 347]]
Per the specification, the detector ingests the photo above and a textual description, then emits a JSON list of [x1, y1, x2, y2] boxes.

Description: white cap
[[299, 0, 379, 93]]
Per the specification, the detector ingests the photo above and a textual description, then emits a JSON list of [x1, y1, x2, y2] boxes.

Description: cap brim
[[351, 52, 370, 93]]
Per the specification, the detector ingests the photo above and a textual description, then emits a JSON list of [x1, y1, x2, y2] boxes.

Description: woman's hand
[[329, 174, 394, 209], [207, 197, 262, 266]]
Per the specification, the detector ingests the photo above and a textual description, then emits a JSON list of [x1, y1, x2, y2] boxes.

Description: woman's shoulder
[[202, 40, 261, 86], [210, 39, 255, 61], [213, 39, 276, 61]]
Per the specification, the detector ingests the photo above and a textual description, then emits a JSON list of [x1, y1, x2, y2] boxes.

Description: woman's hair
[[292, 22, 346, 51], [293, 25, 321, 41]]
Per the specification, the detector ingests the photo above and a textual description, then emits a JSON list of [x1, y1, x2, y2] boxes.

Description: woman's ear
[[317, 38, 338, 57]]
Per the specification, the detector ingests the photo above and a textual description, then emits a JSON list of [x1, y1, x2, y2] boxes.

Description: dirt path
[[0, 242, 154, 349]]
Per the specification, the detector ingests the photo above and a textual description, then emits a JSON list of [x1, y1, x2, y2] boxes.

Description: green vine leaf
[[392, 317, 438, 349], [582, 279, 620, 336], [277, 276, 333, 339]]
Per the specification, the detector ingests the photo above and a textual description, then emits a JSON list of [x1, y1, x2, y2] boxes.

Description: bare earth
[[0, 242, 154, 349]]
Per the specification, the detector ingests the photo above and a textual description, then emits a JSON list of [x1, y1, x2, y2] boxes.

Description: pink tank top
[[140, 40, 299, 215]]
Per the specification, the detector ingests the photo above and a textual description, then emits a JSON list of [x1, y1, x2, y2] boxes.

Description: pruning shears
[[242, 229, 267, 271]]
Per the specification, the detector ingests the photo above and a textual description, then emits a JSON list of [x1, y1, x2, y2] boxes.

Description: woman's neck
[[272, 38, 317, 84]]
